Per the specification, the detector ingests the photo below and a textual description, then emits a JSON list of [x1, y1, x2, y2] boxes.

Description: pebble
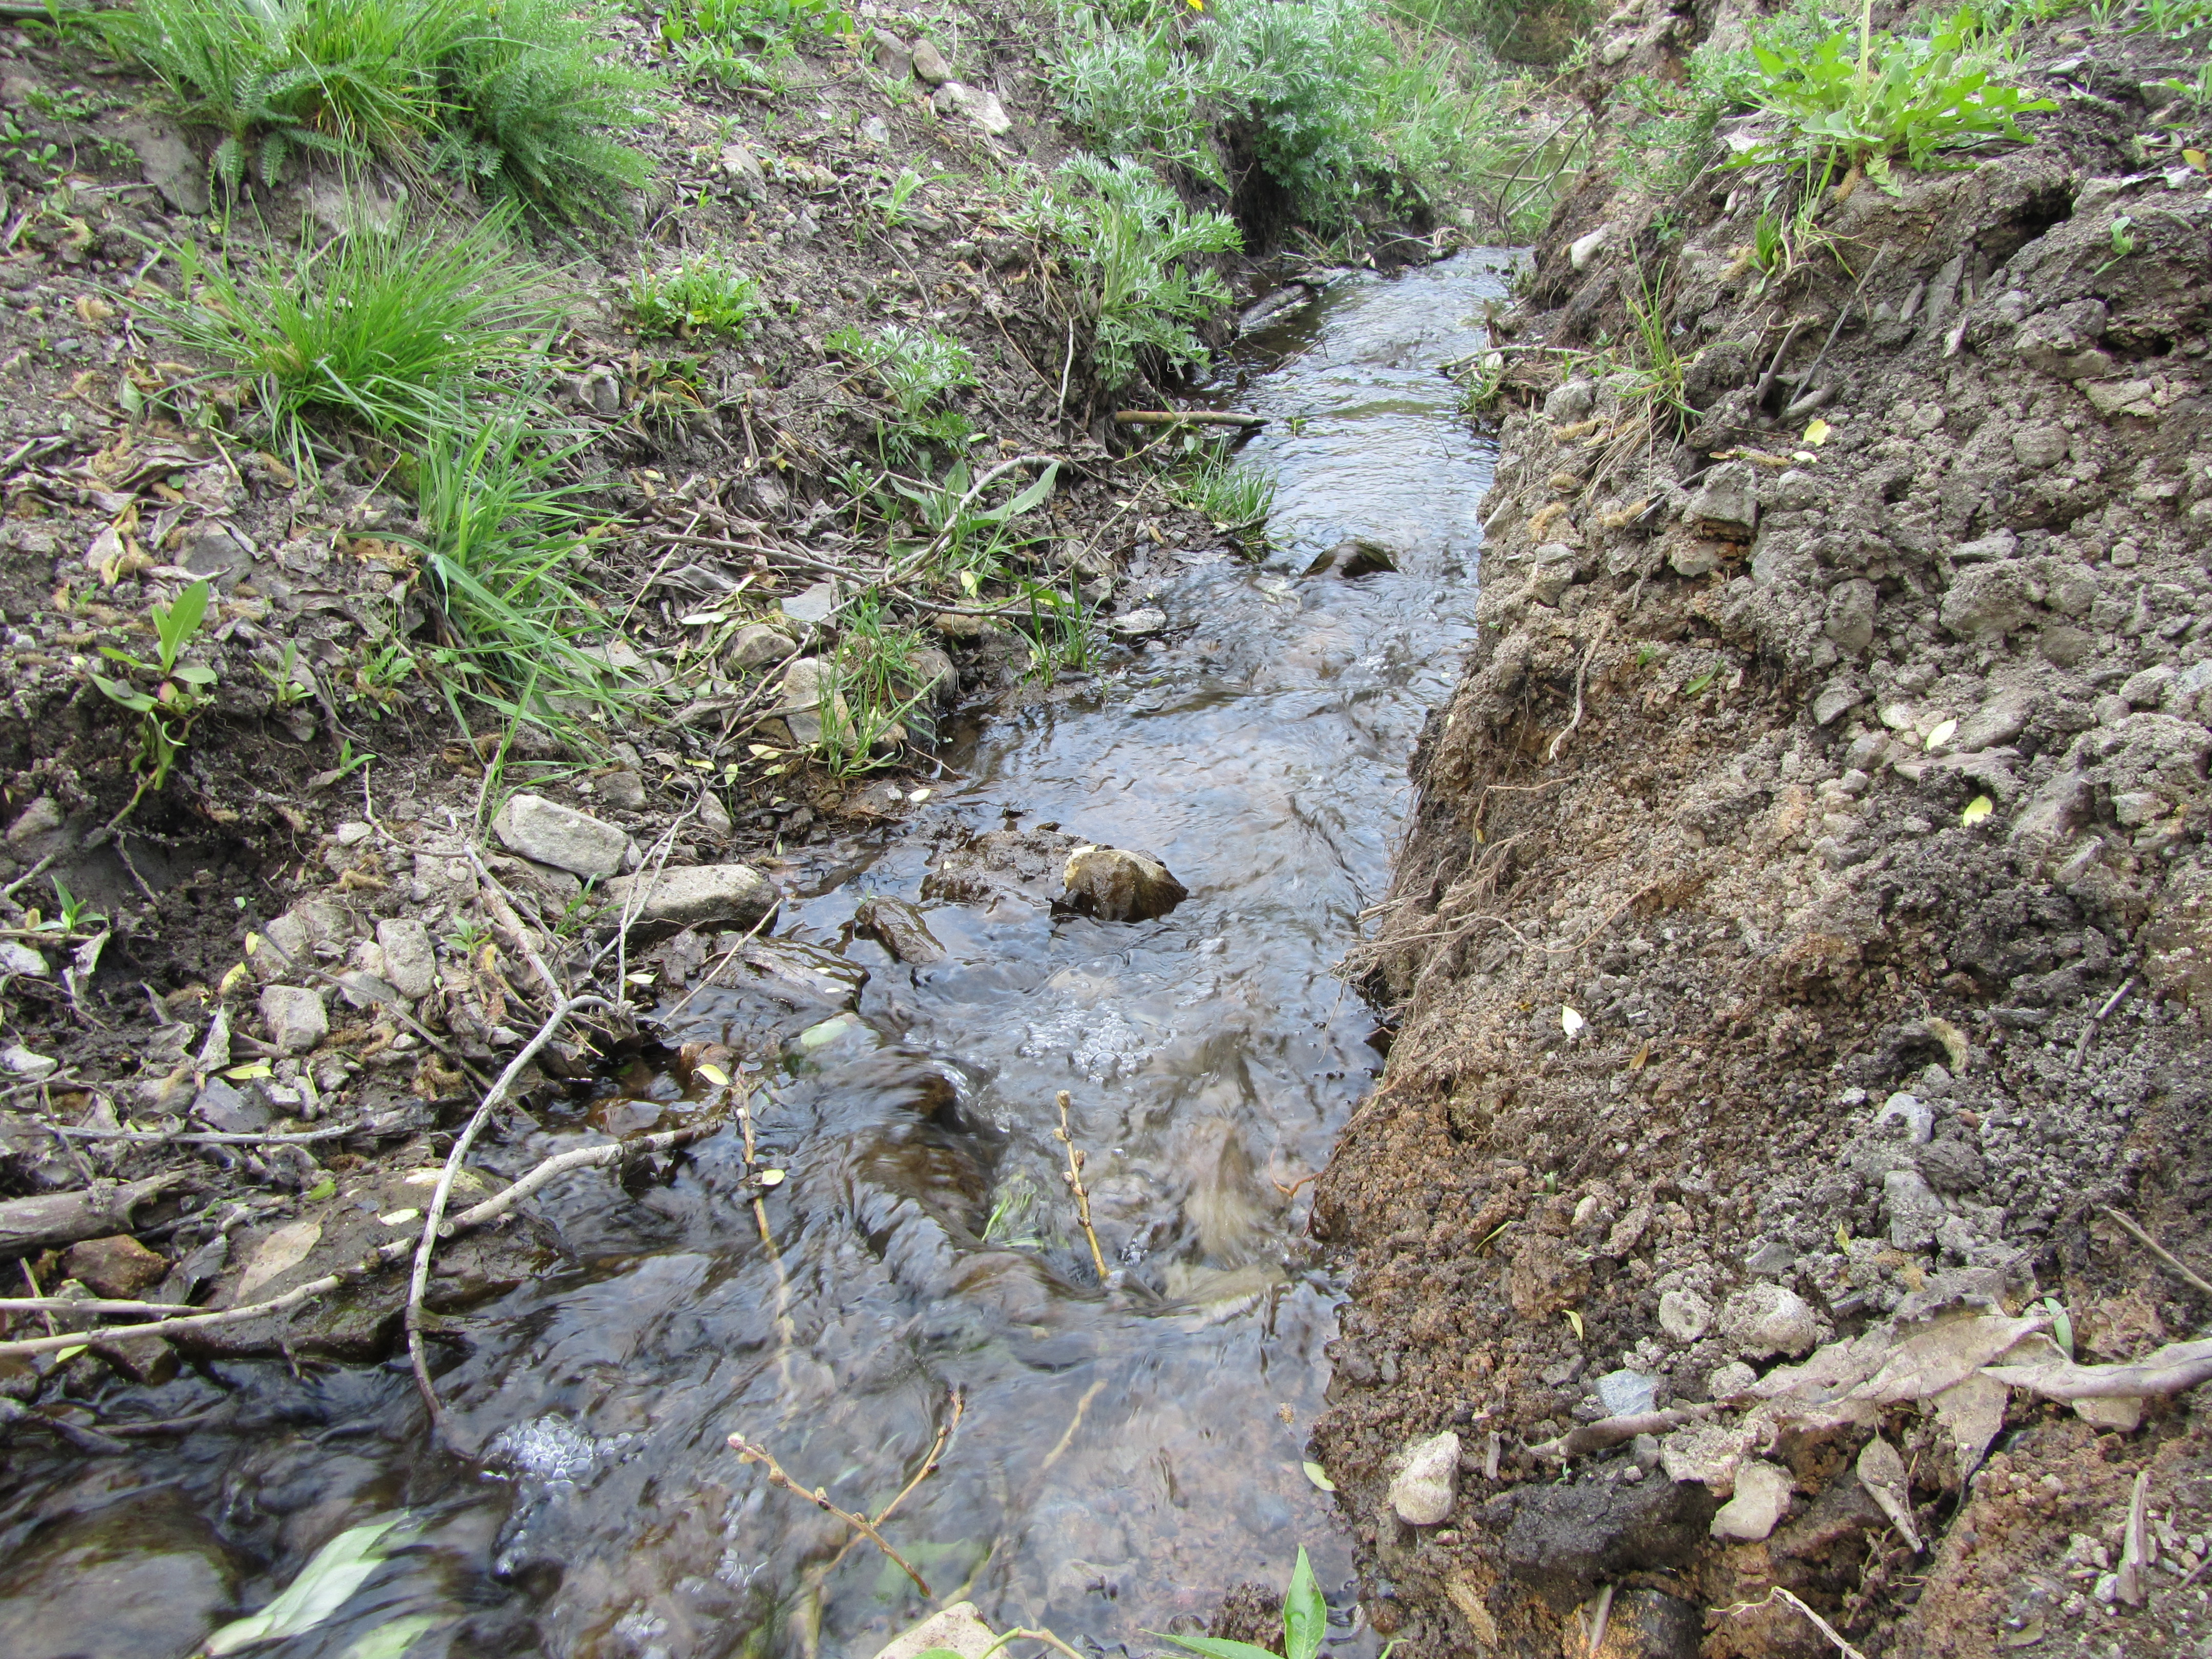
[[931, 81, 1011, 137], [1387, 1430, 1460, 1525], [910, 37, 951, 83], [1062, 844, 1188, 922], [597, 863, 780, 933], [1656, 1287, 1712, 1344], [1875, 1090, 1933, 1142], [782, 581, 839, 628], [59, 1233, 168, 1298], [1717, 1283, 1819, 1359], [1883, 1166, 1947, 1250], [1710, 1460, 1793, 1542], [258, 985, 328, 1056], [1596, 1367, 1656, 1416], [1109, 607, 1167, 639], [374, 917, 436, 1001]]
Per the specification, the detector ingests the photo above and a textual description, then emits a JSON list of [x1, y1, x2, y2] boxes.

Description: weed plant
[[826, 323, 980, 457], [1014, 573, 1097, 677], [100, 0, 655, 221], [1022, 155, 1240, 390], [1171, 447, 1273, 531], [659, 0, 853, 90], [1049, 4, 1222, 182], [625, 251, 763, 338], [90, 578, 218, 805], [143, 207, 557, 475]]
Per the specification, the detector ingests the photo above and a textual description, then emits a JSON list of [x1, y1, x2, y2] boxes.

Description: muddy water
[[0, 254, 1510, 1659]]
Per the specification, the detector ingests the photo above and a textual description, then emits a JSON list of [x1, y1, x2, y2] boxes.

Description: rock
[[118, 115, 209, 215], [874, 1601, 994, 1659], [2011, 422, 2069, 467], [1658, 1419, 1757, 1491], [258, 985, 327, 1056], [59, 1235, 167, 1298], [1656, 1288, 1712, 1344], [1569, 224, 1611, 269], [1685, 461, 1757, 534], [1309, 537, 1398, 578], [1939, 560, 2041, 641], [1501, 1478, 1716, 1608], [0, 941, 48, 979], [1062, 845, 1188, 922], [906, 645, 958, 705], [868, 28, 912, 78], [720, 141, 768, 201], [1883, 1166, 1946, 1250], [598, 769, 648, 811], [190, 1078, 268, 1135], [911, 36, 952, 83], [1589, 1589, 1703, 1659], [492, 793, 630, 879], [0, 1488, 238, 1659], [2121, 665, 2176, 708], [931, 81, 1012, 137], [1823, 578, 1877, 654], [778, 656, 850, 748], [698, 792, 733, 839], [1954, 691, 2032, 752], [1545, 380, 1598, 423], [729, 623, 798, 669], [94, 1331, 179, 1385], [5, 794, 62, 850], [1109, 607, 1168, 639], [1597, 1368, 1657, 1416], [782, 581, 839, 628], [1717, 1283, 1819, 1359], [374, 918, 435, 999], [1875, 1090, 1933, 1143], [1745, 1238, 1798, 1277], [598, 864, 779, 934], [1388, 1430, 1461, 1525], [855, 895, 946, 964], [1710, 1460, 1794, 1542], [1706, 1360, 1758, 1399], [1917, 1136, 1986, 1194], [1529, 544, 1582, 604], [1813, 678, 1864, 726]]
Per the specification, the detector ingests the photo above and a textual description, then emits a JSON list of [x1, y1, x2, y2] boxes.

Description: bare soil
[[1311, 2, 2212, 1655]]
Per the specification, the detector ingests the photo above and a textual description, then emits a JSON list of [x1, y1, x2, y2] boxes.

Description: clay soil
[[1311, 2, 2212, 1656]]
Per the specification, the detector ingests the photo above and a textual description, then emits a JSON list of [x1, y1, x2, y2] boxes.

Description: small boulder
[[1544, 380, 1598, 423], [778, 656, 851, 748], [868, 28, 912, 78], [1717, 1283, 1819, 1359], [259, 985, 328, 1055], [598, 864, 779, 934], [375, 917, 436, 1000], [729, 623, 798, 670], [1062, 845, 1188, 922], [1388, 1430, 1461, 1525], [492, 793, 630, 879], [1709, 1460, 1793, 1542], [60, 1235, 168, 1299], [910, 36, 952, 83], [931, 81, 1012, 137]]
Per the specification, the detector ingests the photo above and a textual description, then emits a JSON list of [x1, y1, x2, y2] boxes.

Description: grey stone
[[1939, 560, 2041, 641], [1668, 540, 1722, 579], [119, 115, 209, 215], [1387, 1430, 1460, 1525], [1745, 1238, 1798, 1277], [5, 794, 63, 850], [1501, 1478, 1716, 1609], [1883, 1166, 1947, 1249], [598, 863, 779, 934], [868, 28, 911, 78], [1597, 1368, 1657, 1416], [1545, 381, 1598, 423], [1917, 1136, 1987, 1194], [258, 985, 328, 1056], [910, 37, 952, 83], [1773, 467, 1820, 510], [492, 793, 629, 879], [855, 895, 946, 964], [1812, 679, 1865, 726], [1954, 691, 2032, 752], [1710, 1460, 1793, 1542], [191, 1077, 268, 1134], [0, 941, 48, 979], [1717, 1283, 1819, 1358], [931, 82, 1011, 137], [721, 141, 768, 201], [1656, 1288, 1711, 1344], [1685, 461, 1757, 534], [1109, 608, 1168, 639], [598, 769, 648, 812], [1824, 578, 1877, 654], [907, 646, 958, 705], [860, 115, 890, 146], [729, 624, 797, 670], [778, 656, 850, 748], [1529, 543, 1581, 605], [698, 791, 733, 839], [374, 918, 435, 999], [782, 582, 839, 627], [2121, 665, 2176, 708], [1062, 845, 1188, 922], [2011, 423, 2070, 468], [1875, 1090, 1933, 1143]]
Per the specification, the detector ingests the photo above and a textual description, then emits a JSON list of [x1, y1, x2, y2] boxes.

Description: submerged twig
[[726, 1430, 933, 1597], [813, 1388, 966, 1582], [1053, 1090, 1109, 1283]]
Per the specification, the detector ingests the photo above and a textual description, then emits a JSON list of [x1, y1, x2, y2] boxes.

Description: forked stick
[[1053, 1090, 1109, 1283]]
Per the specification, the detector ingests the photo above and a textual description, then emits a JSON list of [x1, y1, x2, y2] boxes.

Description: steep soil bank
[[1313, 3, 2212, 1655]]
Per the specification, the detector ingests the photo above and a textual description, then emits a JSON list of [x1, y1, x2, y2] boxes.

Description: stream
[[0, 251, 1511, 1659]]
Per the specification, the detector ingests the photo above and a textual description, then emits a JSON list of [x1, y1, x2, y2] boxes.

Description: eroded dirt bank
[[1313, 3, 2212, 1655]]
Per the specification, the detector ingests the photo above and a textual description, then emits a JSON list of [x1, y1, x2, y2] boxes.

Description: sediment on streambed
[[1312, 0, 2212, 1654]]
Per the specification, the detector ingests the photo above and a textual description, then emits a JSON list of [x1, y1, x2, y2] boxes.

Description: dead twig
[[1525, 1405, 1710, 1462], [1715, 1587, 1868, 1659], [1546, 615, 1612, 762], [726, 1430, 933, 1597], [1110, 410, 1267, 430], [2100, 1205, 2212, 1300], [1053, 1090, 1109, 1283], [2073, 974, 2136, 1070], [406, 993, 609, 1449]]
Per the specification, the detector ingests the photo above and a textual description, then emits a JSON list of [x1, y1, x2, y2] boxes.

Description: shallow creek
[[0, 253, 1510, 1659]]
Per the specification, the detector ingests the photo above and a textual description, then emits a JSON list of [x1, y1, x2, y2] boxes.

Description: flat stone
[[1388, 1430, 1461, 1525], [1875, 1090, 1933, 1143], [1883, 1166, 1947, 1250], [1656, 1288, 1711, 1344], [60, 1234, 168, 1298], [5, 794, 62, 849], [931, 81, 1012, 137], [874, 1601, 994, 1659], [855, 896, 946, 964], [1717, 1283, 1819, 1359], [1685, 460, 1757, 533], [118, 114, 209, 215], [1597, 1368, 1657, 1416], [1710, 1460, 1794, 1542], [910, 36, 952, 83], [598, 864, 779, 934], [1062, 845, 1188, 922], [1658, 1419, 1756, 1491], [729, 623, 798, 669], [374, 917, 435, 999], [782, 582, 839, 627], [190, 1078, 268, 1135], [0, 940, 48, 978], [258, 985, 327, 1056], [720, 141, 767, 201], [598, 769, 648, 812], [1813, 679, 1865, 726], [492, 793, 629, 879], [1109, 607, 1168, 639], [868, 28, 911, 78]]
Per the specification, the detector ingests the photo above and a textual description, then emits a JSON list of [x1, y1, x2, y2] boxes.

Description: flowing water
[[0, 252, 1512, 1659]]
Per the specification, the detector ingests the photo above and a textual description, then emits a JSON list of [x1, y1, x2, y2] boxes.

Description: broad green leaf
[[202, 1514, 410, 1655], [91, 674, 156, 713], [1301, 1460, 1335, 1492], [156, 580, 212, 670], [170, 663, 219, 686], [337, 1613, 442, 1659], [1148, 1635, 1282, 1659], [1283, 1546, 1325, 1659], [995, 463, 1060, 522]]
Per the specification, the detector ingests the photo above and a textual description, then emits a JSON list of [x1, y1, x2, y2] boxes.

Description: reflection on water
[[0, 254, 1512, 1658]]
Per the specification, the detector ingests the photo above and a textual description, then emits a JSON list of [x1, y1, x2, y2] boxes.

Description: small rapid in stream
[[0, 253, 1513, 1659]]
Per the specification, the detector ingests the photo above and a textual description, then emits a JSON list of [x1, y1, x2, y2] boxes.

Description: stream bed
[[0, 252, 1511, 1659]]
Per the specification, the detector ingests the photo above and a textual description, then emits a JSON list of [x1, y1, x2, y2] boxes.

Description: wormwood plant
[[660, 0, 852, 89], [1022, 155, 1239, 391], [90, 579, 218, 815], [142, 207, 557, 477], [825, 322, 980, 456]]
